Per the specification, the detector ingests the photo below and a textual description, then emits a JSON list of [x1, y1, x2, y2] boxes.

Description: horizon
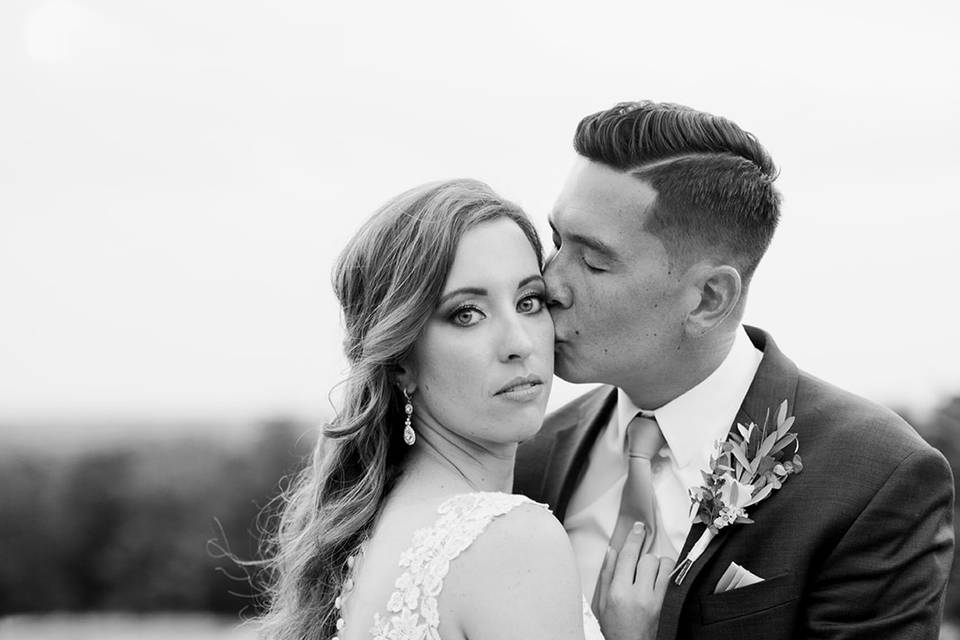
[[2, 377, 952, 453]]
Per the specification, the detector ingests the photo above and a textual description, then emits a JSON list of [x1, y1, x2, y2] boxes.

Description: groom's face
[[545, 159, 692, 395]]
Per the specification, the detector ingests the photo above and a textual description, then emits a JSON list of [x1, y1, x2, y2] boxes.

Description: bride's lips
[[494, 374, 545, 402]]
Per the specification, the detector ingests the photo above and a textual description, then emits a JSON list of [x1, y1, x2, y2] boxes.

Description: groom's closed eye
[[561, 238, 618, 274], [581, 251, 608, 273]]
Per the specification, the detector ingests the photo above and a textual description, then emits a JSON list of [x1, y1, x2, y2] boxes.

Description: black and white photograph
[[2, 1, 959, 639]]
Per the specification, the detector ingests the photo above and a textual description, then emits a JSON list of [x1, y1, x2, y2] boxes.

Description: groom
[[515, 101, 954, 639]]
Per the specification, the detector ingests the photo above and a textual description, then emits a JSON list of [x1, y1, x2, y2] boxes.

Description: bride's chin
[[513, 415, 547, 442]]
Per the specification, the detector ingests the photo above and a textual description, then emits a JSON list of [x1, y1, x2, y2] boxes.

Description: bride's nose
[[498, 313, 535, 362]]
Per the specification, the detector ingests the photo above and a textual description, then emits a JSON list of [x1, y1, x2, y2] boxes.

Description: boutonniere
[[672, 400, 803, 585]]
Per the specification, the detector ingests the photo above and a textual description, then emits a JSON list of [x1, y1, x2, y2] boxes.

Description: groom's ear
[[684, 264, 742, 337]]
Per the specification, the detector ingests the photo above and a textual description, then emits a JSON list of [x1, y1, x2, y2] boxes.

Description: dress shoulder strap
[[370, 492, 547, 640]]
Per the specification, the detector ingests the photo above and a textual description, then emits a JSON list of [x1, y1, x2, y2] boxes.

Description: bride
[[257, 179, 672, 640]]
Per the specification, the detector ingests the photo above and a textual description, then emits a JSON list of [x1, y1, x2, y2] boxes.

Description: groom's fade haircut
[[574, 101, 781, 281]]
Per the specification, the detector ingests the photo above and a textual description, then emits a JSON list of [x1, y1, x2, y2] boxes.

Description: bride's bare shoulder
[[442, 500, 585, 640], [469, 500, 572, 559]]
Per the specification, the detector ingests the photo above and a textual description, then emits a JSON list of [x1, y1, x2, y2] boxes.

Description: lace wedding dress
[[345, 491, 604, 640]]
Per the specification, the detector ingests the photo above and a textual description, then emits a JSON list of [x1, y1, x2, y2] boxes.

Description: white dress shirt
[[564, 326, 764, 601]]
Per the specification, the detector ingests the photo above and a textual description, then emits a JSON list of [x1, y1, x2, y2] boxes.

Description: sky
[[1, 1, 958, 442]]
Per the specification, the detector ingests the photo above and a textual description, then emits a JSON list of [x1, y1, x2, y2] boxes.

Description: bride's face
[[404, 217, 554, 447]]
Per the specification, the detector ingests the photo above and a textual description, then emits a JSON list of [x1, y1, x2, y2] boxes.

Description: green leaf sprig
[[690, 399, 803, 535]]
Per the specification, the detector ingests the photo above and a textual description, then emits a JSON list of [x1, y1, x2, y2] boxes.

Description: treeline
[[0, 417, 315, 615], [1, 398, 960, 621]]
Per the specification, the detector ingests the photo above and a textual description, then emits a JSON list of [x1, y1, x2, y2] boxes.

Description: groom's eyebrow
[[548, 219, 618, 260]]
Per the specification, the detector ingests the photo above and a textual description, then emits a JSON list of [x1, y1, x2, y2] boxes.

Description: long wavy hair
[[257, 179, 543, 640]]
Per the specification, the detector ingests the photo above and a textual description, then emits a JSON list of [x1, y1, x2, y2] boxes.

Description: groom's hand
[[597, 522, 675, 640]]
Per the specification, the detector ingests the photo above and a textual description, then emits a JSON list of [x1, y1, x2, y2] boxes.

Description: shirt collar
[[616, 326, 764, 468]]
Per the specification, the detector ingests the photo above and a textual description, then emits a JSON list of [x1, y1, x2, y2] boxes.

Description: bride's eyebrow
[[517, 275, 545, 289], [439, 277, 542, 304], [438, 287, 486, 306]]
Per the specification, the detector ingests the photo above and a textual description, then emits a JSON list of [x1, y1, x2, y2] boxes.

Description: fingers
[[634, 553, 661, 589], [654, 557, 677, 595], [634, 554, 677, 595], [595, 545, 616, 612], [612, 522, 646, 588]]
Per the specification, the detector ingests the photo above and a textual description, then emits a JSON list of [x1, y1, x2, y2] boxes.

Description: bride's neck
[[403, 426, 516, 495]]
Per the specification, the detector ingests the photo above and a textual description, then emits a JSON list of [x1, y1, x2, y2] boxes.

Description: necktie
[[609, 413, 665, 555]]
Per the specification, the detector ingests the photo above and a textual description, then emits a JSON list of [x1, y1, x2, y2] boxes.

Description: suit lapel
[[657, 327, 800, 640], [737, 327, 799, 434], [542, 387, 617, 521]]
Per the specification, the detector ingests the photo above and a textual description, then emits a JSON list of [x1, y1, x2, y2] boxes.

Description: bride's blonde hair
[[257, 179, 542, 640]]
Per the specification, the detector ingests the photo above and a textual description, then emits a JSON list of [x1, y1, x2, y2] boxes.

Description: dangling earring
[[402, 389, 416, 446]]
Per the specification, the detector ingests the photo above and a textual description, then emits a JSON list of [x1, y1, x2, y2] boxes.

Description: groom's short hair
[[574, 101, 781, 281]]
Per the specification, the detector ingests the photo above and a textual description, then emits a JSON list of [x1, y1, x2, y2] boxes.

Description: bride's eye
[[450, 305, 484, 327], [517, 293, 545, 314]]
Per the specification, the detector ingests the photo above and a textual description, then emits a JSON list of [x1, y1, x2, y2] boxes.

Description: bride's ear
[[391, 362, 417, 396]]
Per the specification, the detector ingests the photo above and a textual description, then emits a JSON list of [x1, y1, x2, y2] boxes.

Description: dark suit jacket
[[515, 327, 954, 639]]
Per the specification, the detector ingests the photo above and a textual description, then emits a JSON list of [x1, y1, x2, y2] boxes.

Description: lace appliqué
[[369, 492, 543, 640]]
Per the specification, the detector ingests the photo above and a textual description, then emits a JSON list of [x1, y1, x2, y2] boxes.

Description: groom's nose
[[543, 254, 572, 310]]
